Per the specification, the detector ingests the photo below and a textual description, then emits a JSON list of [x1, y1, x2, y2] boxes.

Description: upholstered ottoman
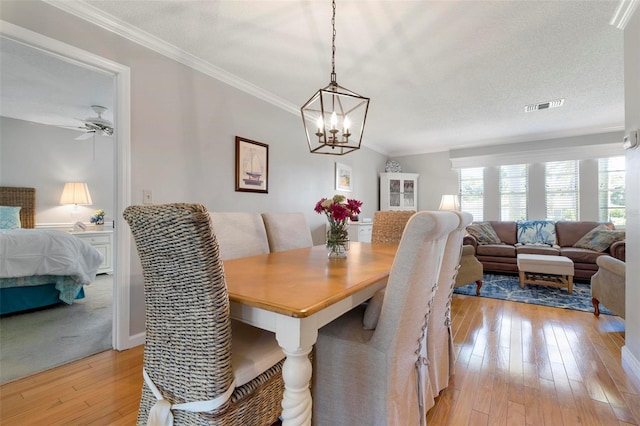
[[517, 254, 574, 294]]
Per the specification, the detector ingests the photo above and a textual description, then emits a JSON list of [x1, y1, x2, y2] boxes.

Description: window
[[459, 167, 484, 221], [500, 164, 528, 220], [545, 160, 579, 220], [599, 156, 625, 227]]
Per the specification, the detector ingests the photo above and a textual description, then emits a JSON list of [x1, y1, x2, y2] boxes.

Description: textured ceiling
[[1, 1, 626, 155]]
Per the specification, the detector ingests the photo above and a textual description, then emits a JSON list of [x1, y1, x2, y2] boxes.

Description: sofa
[[463, 220, 626, 280]]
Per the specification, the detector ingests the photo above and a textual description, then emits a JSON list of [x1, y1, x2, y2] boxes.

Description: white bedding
[[0, 229, 104, 285]]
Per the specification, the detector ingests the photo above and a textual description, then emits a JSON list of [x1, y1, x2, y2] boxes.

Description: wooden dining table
[[223, 242, 398, 426]]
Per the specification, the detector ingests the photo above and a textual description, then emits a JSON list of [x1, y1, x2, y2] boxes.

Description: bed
[[0, 186, 104, 315]]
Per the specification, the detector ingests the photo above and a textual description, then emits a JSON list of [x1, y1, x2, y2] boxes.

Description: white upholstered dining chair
[[426, 211, 473, 406], [124, 204, 285, 425], [208, 212, 270, 260], [261, 212, 313, 252], [311, 210, 459, 426]]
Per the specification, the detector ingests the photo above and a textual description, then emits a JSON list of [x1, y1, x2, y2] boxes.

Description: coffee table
[[516, 254, 574, 294]]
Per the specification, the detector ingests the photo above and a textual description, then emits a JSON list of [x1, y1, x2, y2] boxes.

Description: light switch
[[143, 189, 152, 204]]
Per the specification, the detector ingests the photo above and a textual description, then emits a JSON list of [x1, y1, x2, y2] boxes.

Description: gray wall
[[0, 1, 387, 337], [0, 117, 115, 226]]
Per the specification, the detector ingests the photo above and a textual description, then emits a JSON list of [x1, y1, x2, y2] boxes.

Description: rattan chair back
[[124, 203, 284, 425], [371, 210, 416, 243]]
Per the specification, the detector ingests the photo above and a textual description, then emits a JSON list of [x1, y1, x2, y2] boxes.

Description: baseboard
[[126, 331, 145, 349], [621, 345, 640, 383]]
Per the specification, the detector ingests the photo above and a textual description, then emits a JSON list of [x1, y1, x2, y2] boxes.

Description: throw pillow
[[466, 222, 501, 245], [517, 220, 556, 245], [363, 289, 385, 330], [0, 206, 21, 229], [573, 224, 625, 252]]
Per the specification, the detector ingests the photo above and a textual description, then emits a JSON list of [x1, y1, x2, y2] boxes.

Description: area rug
[[453, 273, 613, 316], [0, 275, 113, 384]]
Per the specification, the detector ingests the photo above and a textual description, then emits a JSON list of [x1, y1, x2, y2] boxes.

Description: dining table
[[223, 242, 398, 426]]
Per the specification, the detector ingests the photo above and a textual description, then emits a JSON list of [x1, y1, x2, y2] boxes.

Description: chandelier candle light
[[301, 0, 370, 155], [315, 195, 363, 258]]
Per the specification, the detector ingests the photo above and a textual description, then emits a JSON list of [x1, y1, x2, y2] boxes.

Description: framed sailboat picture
[[236, 136, 269, 193]]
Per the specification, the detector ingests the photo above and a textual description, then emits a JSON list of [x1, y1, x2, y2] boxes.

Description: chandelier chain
[[331, 0, 337, 83]]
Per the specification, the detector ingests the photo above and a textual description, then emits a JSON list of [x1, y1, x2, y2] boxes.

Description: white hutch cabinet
[[379, 173, 419, 211]]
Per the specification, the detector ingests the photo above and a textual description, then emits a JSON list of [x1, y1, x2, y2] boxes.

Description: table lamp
[[439, 194, 460, 211], [60, 182, 92, 230]]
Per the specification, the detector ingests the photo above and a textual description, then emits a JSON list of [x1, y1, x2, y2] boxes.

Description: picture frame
[[236, 136, 269, 193], [335, 162, 352, 192]]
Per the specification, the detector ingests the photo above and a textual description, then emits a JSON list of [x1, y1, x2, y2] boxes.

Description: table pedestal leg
[[276, 315, 317, 426], [281, 347, 313, 425]]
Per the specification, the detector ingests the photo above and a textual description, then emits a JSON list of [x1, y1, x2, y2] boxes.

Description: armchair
[[591, 255, 626, 318], [454, 245, 484, 296]]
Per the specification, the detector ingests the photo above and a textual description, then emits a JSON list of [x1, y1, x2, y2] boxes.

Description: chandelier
[[301, 0, 370, 155]]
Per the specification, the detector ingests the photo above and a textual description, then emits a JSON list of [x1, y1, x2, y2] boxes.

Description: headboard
[[0, 186, 36, 228]]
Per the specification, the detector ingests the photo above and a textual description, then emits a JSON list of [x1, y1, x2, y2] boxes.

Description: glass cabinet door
[[389, 179, 401, 207], [403, 179, 415, 208]]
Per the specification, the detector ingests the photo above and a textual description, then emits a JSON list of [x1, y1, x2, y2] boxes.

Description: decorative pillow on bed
[[517, 220, 556, 245], [573, 224, 625, 252], [0, 206, 21, 229], [466, 222, 501, 245]]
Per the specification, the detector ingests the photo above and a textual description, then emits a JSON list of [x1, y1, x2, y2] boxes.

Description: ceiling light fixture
[[301, 0, 370, 155]]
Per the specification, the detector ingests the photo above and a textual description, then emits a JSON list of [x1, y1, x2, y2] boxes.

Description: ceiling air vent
[[524, 98, 565, 112]]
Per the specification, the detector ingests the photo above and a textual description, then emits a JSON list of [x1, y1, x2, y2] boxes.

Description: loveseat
[[463, 220, 626, 280]]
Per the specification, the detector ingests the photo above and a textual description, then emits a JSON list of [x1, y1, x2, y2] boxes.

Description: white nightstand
[[349, 222, 372, 243], [71, 230, 113, 274]]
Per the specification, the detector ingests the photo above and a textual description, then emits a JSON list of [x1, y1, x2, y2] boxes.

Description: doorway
[[0, 22, 132, 357]]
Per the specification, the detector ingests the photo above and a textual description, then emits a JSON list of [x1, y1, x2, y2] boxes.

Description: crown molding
[[43, 0, 299, 116], [610, 0, 639, 30]]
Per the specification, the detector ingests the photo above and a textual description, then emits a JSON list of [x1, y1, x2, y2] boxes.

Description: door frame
[[1, 20, 133, 350]]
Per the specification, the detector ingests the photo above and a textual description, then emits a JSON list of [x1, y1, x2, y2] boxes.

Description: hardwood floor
[[1, 294, 638, 425]]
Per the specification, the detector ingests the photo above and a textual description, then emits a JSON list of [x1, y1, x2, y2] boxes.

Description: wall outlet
[[143, 189, 152, 204]]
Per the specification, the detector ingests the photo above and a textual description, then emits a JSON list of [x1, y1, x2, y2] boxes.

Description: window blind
[[545, 160, 579, 220], [598, 156, 626, 227], [499, 164, 528, 221], [459, 167, 484, 222]]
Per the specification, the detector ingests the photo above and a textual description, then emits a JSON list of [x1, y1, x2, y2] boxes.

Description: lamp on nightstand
[[60, 182, 92, 230], [439, 194, 459, 211]]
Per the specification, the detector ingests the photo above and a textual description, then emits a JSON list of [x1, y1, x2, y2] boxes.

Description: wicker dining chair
[[124, 203, 285, 426], [312, 211, 459, 426], [370, 210, 416, 244]]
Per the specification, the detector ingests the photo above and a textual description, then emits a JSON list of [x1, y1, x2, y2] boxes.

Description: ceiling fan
[[72, 105, 114, 140]]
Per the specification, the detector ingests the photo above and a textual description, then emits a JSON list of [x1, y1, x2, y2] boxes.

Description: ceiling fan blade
[[75, 132, 94, 140]]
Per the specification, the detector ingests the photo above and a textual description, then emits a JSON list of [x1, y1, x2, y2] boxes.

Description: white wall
[[622, 6, 640, 382], [0, 1, 387, 337], [0, 117, 114, 226]]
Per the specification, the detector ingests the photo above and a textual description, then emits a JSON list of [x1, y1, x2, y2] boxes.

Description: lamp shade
[[439, 194, 459, 211], [60, 182, 92, 205]]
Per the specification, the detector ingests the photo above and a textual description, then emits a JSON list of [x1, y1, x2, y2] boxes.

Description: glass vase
[[327, 222, 350, 258]]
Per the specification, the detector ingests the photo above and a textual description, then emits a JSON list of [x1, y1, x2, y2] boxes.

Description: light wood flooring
[[1, 294, 638, 425]]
